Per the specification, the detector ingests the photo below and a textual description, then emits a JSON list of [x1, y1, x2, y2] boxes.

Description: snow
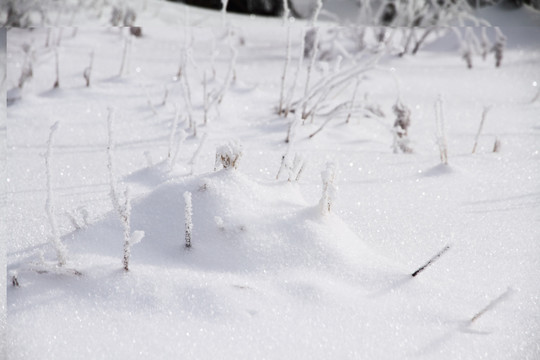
[[4, 1, 540, 359]]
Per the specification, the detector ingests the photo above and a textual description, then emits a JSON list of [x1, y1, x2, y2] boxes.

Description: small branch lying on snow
[[470, 287, 513, 323], [411, 244, 450, 277]]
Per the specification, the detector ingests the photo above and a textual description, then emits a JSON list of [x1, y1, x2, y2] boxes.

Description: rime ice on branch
[[392, 101, 412, 154]]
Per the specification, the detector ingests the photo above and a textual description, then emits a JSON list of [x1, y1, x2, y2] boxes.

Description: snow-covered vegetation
[[3, 1, 540, 359]]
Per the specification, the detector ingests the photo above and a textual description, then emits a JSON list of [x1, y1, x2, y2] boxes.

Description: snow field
[[5, 2, 540, 359]]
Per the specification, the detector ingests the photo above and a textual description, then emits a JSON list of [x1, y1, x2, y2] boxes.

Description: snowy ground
[[4, 1, 540, 359]]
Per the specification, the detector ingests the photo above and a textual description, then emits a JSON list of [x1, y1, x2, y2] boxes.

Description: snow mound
[[72, 167, 390, 275]]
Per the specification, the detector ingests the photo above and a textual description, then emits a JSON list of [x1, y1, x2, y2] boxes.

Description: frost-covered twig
[[284, 28, 306, 118], [288, 154, 307, 182], [119, 35, 131, 77], [53, 47, 60, 88], [161, 85, 169, 106], [45, 121, 67, 266], [308, 117, 333, 139], [167, 104, 180, 163], [392, 101, 413, 154], [83, 50, 94, 87], [170, 125, 187, 170], [217, 39, 238, 105], [493, 27, 506, 68], [319, 162, 337, 215], [301, 28, 320, 119], [106, 109, 144, 271], [345, 77, 360, 123], [184, 191, 193, 248], [434, 95, 449, 165], [189, 133, 208, 175], [279, 25, 292, 115], [472, 106, 491, 154], [18, 43, 33, 89]]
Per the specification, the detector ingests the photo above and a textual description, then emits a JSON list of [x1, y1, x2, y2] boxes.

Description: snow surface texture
[[4, 1, 540, 359]]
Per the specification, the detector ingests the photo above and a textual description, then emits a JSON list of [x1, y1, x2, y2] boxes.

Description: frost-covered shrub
[[214, 141, 243, 171], [392, 101, 413, 154]]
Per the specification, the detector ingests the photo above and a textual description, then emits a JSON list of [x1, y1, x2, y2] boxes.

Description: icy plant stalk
[[319, 162, 337, 215], [493, 27, 506, 68], [184, 191, 193, 248], [434, 96, 449, 165], [83, 50, 94, 87], [53, 47, 60, 88], [279, 25, 292, 115], [45, 121, 68, 266], [106, 109, 144, 271], [167, 104, 180, 162], [472, 106, 491, 154], [121, 187, 132, 271], [346, 78, 360, 124], [284, 29, 306, 118], [119, 35, 131, 77], [189, 133, 208, 175], [171, 127, 187, 170], [302, 28, 320, 119]]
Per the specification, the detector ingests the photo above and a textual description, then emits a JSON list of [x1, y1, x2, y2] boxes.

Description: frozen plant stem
[[302, 28, 320, 119], [470, 287, 513, 323], [184, 191, 193, 248], [119, 35, 130, 77], [346, 78, 360, 123], [189, 133, 208, 175], [53, 48, 60, 88], [167, 105, 180, 162], [171, 126, 187, 170], [472, 106, 491, 154], [411, 245, 450, 277], [434, 95, 449, 165], [107, 110, 144, 271], [279, 24, 292, 115], [83, 50, 94, 87], [45, 122, 67, 266], [319, 162, 337, 215], [284, 29, 305, 118]]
